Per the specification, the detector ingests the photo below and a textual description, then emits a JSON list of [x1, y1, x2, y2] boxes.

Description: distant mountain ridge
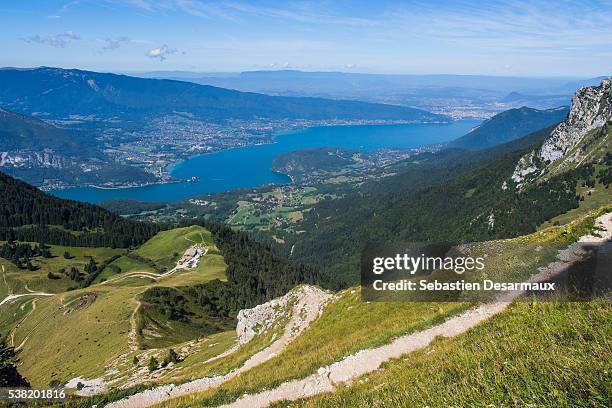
[[0, 107, 155, 188], [448, 106, 569, 150], [137, 69, 606, 115], [140, 69, 587, 93], [0, 67, 444, 122]]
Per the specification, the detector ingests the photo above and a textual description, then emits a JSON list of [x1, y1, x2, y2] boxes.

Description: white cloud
[[145, 44, 178, 61], [101, 36, 130, 52], [23, 31, 80, 48]]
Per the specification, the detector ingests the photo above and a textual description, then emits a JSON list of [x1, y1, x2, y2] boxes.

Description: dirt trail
[[128, 301, 142, 352], [221, 212, 612, 408], [101, 247, 209, 286], [0, 292, 53, 307], [106, 286, 335, 408]]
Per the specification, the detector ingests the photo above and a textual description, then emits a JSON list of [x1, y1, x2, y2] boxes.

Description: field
[[0, 244, 125, 294], [0, 226, 232, 389], [134, 225, 217, 270], [224, 187, 330, 235]]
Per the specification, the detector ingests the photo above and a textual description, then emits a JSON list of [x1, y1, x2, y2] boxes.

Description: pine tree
[[0, 335, 30, 387], [148, 356, 159, 372]]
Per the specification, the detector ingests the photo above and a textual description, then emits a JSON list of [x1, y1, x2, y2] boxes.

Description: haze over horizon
[[2, 0, 612, 77]]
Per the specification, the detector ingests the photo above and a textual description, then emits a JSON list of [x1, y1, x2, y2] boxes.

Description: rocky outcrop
[[540, 80, 611, 162], [511, 78, 612, 186], [0, 150, 75, 169], [236, 285, 335, 345], [105, 285, 336, 408]]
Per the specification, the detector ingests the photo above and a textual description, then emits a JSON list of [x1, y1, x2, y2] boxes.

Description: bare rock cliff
[[512, 78, 612, 187]]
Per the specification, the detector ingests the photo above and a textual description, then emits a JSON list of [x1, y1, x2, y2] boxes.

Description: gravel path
[[222, 212, 612, 408], [101, 247, 209, 286], [0, 292, 53, 307]]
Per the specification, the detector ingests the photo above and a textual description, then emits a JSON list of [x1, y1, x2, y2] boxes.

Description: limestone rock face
[[235, 285, 335, 345], [540, 79, 612, 162], [0, 150, 74, 169], [511, 78, 612, 187]]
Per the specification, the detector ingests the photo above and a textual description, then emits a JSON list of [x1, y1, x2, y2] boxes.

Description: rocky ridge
[[105, 285, 336, 408], [0, 150, 75, 169], [236, 284, 335, 346], [511, 78, 612, 187]]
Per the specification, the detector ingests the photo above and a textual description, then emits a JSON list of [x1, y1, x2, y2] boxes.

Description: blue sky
[[1, 0, 611, 76]]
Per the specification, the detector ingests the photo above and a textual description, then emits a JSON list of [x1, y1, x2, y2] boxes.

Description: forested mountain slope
[[0, 108, 156, 188], [448, 106, 568, 149], [0, 171, 160, 247], [285, 80, 612, 287], [0, 68, 444, 122], [0, 108, 89, 155], [0, 176, 324, 390]]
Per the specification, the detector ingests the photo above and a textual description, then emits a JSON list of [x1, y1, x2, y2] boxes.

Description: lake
[[51, 120, 480, 203]]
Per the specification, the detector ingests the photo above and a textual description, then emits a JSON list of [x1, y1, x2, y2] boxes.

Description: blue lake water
[[51, 120, 480, 203]]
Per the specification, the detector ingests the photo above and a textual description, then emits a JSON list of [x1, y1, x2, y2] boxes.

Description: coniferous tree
[[0, 335, 29, 387], [148, 356, 159, 372], [0, 171, 163, 248]]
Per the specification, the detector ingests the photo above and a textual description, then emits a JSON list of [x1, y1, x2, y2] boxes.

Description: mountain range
[[137, 69, 590, 95], [136, 70, 608, 113], [0, 67, 452, 189], [0, 67, 443, 122], [276, 78, 611, 285]]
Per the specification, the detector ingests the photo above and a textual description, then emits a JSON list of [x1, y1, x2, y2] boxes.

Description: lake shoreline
[[50, 120, 480, 203]]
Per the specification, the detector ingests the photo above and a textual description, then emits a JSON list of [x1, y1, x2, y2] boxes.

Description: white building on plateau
[[178, 244, 208, 269]]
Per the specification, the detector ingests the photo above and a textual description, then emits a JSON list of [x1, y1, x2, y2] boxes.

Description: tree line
[[0, 171, 162, 248], [144, 220, 328, 322], [0, 241, 51, 270]]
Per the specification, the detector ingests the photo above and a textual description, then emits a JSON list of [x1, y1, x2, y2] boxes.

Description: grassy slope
[[155, 208, 610, 408], [14, 286, 136, 385], [134, 225, 217, 270], [541, 177, 611, 229], [276, 210, 611, 408], [156, 294, 470, 408], [282, 300, 610, 408], [0, 244, 125, 293], [102, 225, 219, 279], [1, 226, 229, 387]]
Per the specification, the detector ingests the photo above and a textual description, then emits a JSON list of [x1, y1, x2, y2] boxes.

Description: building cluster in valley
[[99, 115, 437, 181], [177, 244, 208, 269]]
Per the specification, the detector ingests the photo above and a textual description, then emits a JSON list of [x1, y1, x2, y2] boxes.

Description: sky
[[1, 0, 611, 77]]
